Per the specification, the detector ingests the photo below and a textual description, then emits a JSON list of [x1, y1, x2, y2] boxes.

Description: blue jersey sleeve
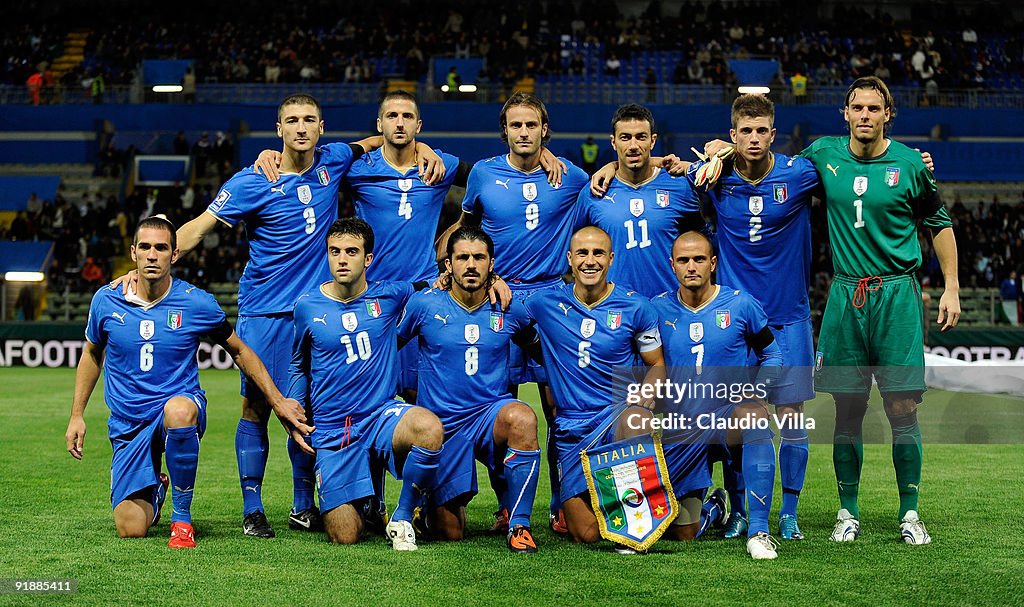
[[321, 142, 357, 175], [461, 161, 486, 215], [207, 170, 261, 227], [286, 295, 313, 403], [633, 299, 662, 353], [439, 152, 460, 190], [397, 291, 426, 345], [84, 288, 109, 345]]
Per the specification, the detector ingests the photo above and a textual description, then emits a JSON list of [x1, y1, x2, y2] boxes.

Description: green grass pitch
[[1, 367, 1022, 606]]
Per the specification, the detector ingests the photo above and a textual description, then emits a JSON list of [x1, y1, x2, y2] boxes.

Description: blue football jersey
[[651, 285, 781, 414], [85, 280, 226, 424], [579, 168, 703, 297], [691, 153, 820, 324], [523, 283, 661, 419], [288, 280, 414, 448], [208, 143, 355, 315], [397, 289, 533, 428], [462, 156, 589, 286], [347, 148, 460, 283]]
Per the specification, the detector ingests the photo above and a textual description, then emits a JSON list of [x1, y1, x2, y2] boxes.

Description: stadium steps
[[924, 287, 1000, 326], [50, 31, 91, 79]]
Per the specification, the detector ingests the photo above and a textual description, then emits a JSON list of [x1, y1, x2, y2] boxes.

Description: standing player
[[398, 226, 542, 553], [161, 94, 443, 538], [65, 216, 309, 548], [690, 94, 820, 540], [254, 91, 563, 398], [288, 218, 444, 550], [523, 226, 664, 547], [437, 92, 591, 534], [801, 76, 960, 544], [651, 231, 783, 559], [577, 104, 703, 298]]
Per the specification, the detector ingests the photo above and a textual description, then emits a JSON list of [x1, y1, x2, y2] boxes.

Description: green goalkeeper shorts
[[815, 273, 925, 395]]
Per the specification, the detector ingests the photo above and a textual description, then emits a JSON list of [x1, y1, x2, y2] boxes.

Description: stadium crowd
[[3, 0, 1022, 95]]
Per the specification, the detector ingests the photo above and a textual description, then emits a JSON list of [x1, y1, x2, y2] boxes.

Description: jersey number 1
[[853, 199, 865, 229]]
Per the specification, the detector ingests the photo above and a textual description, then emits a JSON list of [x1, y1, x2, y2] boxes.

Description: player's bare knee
[[113, 508, 149, 538], [883, 397, 918, 419], [241, 397, 270, 423], [502, 402, 539, 449], [618, 406, 652, 439], [324, 506, 361, 544], [401, 407, 444, 449], [666, 523, 699, 541], [163, 397, 198, 428]]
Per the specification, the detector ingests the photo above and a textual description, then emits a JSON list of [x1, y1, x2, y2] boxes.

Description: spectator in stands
[[183, 67, 196, 103], [604, 51, 621, 77], [645, 67, 657, 102], [174, 131, 190, 156], [1000, 270, 1019, 325], [9, 211, 33, 240], [80, 257, 105, 286], [26, 68, 43, 105], [192, 133, 211, 177]]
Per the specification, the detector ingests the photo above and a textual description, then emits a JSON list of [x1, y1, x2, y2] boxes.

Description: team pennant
[[582, 432, 677, 552]]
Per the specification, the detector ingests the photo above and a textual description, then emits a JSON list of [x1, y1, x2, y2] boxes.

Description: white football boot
[[899, 510, 932, 545], [745, 532, 779, 560], [829, 508, 861, 542], [386, 519, 418, 551]]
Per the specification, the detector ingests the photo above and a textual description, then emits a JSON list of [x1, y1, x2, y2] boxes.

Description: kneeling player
[[523, 226, 665, 550], [651, 231, 783, 559], [399, 227, 542, 552], [65, 216, 309, 548], [288, 218, 444, 550]]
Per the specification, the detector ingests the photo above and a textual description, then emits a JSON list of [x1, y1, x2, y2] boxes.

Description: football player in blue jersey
[[523, 226, 665, 548], [65, 216, 310, 549], [114, 94, 445, 538], [688, 95, 819, 541], [651, 231, 783, 559], [288, 218, 444, 551], [577, 104, 704, 298], [436, 92, 592, 536], [398, 226, 542, 553]]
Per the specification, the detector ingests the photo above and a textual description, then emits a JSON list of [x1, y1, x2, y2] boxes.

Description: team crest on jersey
[[209, 189, 231, 212], [748, 196, 763, 215], [297, 184, 312, 204], [523, 182, 538, 201], [885, 167, 900, 187], [317, 167, 330, 185], [580, 318, 597, 338], [465, 324, 480, 344], [342, 312, 358, 332], [398, 178, 413, 192], [656, 190, 670, 207], [167, 310, 183, 330], [715, 309, 731, 329], [606, 311, 622, 330], [365, 300, 382, 318], [629, 198, 645, 217], [815, 351, 824, 370], [139, 320, 155, 340], [773, 184, 788, 203], [489, 312, 504, 332], [688, 322, 703, 343], [853, 176, 868, 196]]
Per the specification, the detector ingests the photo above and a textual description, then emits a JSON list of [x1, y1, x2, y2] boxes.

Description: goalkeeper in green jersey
[[801, 76, 960, 545]]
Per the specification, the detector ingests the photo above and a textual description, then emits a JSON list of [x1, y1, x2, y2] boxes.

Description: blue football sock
[[779, 424, 809, 518], [393, 445, 441, 522], [236, 418, 269, 516], [287, 436, 316, 513], [546, 426, 561, 514], [165, 426, 200, 524], [696, 493, 723, 539], [723, 445, 746, 518], [505, 448, 541, 528], [741, 426, 776, 536]]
